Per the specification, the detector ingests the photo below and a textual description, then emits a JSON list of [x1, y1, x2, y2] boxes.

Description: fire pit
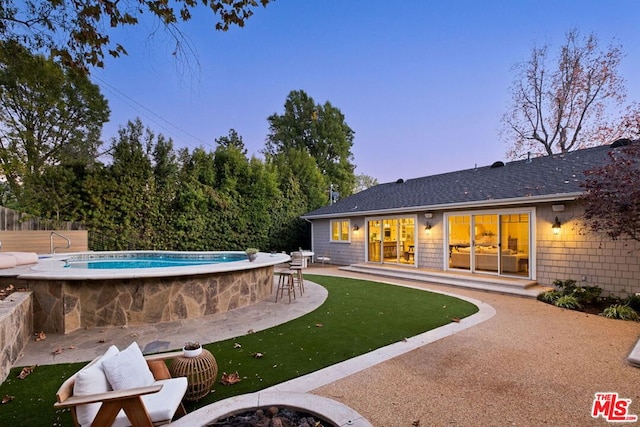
[[169, 391, 372, 427], [207, 406, 332, 426]]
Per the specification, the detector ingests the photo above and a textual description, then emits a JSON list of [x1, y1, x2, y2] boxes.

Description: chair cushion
[[103, 342, 154, 391], [73, 345, 120, 426], [0, 255, 17, 269], [6, 251, 39, 265], [112, 377, 188, 427]]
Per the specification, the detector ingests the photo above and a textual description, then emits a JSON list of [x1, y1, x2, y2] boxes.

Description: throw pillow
[[102, 342, 155, 391], [73, 345, 119, 426]]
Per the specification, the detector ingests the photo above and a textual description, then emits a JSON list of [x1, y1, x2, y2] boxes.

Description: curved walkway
[[16, 267, 640, 426], [309, 268, 640, 426]]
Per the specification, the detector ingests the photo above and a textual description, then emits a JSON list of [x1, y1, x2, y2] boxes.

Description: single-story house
[[302, 141, 640, 296]]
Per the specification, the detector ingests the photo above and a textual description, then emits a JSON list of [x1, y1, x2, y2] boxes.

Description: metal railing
[[50, 231, 71, 254]]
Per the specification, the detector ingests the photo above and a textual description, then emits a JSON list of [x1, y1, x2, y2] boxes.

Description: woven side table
[[169, 349, 218, 401]]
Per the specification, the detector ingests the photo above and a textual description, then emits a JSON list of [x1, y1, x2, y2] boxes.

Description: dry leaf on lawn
[[17, 365, 36, 379], [220, 371, 241, 386], [2, 395, 14, 404]]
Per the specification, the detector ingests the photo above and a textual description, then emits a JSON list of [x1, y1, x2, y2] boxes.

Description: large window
[[330, 219, 351, 242], [447, 210, 531, 277]]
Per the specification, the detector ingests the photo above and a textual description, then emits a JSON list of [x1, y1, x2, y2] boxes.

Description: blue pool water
[[64, 253, 247, 269]]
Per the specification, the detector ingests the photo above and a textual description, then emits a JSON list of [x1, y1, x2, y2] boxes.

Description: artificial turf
[[0, 275, 478, 426]]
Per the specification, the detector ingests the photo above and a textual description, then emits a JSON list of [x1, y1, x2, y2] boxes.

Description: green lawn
[[0, 275, 478, 426]]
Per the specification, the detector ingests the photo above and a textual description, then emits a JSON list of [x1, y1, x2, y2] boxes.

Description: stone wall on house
[[0, 291, 32, 384], [27, 266, 274, 334], [535, 201, 640, 296]]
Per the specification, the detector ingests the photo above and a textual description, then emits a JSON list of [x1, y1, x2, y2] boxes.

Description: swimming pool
[[13, 251, 291, 334], [63, 252, 247, 269]]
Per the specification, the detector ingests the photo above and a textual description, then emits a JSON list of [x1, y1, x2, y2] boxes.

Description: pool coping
[[16, 251, 290, 280]]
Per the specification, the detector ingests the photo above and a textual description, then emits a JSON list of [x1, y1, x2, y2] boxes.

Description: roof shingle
[[303, 144, 622, 218]]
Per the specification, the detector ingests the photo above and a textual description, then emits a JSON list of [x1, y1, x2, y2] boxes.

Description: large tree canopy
[[581, 140, 640, 242], [0, 40, 109, 206], [0, 0, 272, 70], [502, 29, 628, 160], [265, 89, 356, 201]]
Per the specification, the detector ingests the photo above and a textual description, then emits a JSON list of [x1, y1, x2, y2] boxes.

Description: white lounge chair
[[55, 343, 187, 427]]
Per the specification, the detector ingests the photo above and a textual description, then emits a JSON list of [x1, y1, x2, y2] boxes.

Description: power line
[[91, 74, 215, 150]]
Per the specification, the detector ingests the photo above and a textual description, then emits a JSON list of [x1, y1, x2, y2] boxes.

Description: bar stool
[[289, 252, 305, 294], [275, 270, 296, 303], [289, 265, 304, 294]]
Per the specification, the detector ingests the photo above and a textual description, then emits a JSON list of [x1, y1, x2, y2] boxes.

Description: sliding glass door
[[367, 216, 415, 265], [448, 211, 530, 277]]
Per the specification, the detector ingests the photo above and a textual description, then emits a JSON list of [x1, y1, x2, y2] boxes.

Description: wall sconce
[[552, 217, 561, 235], [353, 224, 359, 231], [425, 222, 432, 235]]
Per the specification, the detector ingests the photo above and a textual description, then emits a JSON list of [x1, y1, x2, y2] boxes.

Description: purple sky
[[92, 0, 640, 184]]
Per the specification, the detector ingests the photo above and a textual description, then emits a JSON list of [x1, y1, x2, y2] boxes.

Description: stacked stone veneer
[[27, 265, 274, 334], [0, 291, 32, 383]]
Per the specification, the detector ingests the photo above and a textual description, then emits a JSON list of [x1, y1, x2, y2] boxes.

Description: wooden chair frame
[[55, 351, 186, 427]]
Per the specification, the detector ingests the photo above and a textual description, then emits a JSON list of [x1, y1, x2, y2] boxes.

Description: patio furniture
[[169, 350, 218, 401], [299, 250, 315, 267], [289, 251, 305, 294], [275, 270, 296, 303], [54, 343, 187, 427], [316, 250, 331, 265]]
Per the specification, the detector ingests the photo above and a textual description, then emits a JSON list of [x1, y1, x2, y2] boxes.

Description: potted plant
[[183, 341, 202, 357], [245, 248, 259, 262]]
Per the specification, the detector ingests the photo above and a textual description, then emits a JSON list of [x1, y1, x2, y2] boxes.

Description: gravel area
[[311, 276, 640, 427]]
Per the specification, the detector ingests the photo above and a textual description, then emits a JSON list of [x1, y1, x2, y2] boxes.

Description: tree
[[354, 173, 379, 192], [265, 89, 356, 200], [0, 0, 272, 70], [581, 140, 640, 241], [0, 40, 109, 207], [502, 29, 626, 160]]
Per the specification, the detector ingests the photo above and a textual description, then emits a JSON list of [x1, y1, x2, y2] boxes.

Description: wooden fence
[[0, 207, 87, 253], [0, 230, 88, 254], [0, 206, 85, 231]]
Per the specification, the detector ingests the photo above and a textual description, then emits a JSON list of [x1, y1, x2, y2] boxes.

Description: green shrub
[[625, 294, 640, 312], [577, 286, 602, 305], [538, 290, 562, 304], [601, 304, 639, 321], [554, 295, 582, 310], [553, 279, 577, 292]]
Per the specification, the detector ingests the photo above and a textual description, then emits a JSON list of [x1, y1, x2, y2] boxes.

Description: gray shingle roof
[[303, 143, 623, 218]]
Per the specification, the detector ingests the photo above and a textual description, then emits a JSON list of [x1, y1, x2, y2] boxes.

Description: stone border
[[0, 291, 32, 383], [170, 391, 373, 427]]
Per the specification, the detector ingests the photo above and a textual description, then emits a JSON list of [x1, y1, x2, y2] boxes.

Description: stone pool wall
[[0, 291, 32, 383], [27, 265, 275, 334]]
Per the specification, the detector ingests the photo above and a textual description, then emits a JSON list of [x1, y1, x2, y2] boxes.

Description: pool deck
[[12, 266, 640, 426]]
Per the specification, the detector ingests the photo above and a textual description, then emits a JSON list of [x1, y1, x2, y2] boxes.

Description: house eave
[[301, 192, 583, 220]]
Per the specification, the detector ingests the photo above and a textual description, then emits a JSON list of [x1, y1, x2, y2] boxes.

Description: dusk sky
[[92, 0, 640, 184]]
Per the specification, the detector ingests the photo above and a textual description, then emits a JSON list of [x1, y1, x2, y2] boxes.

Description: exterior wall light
[[552, 217, 561, 235], [353, 224, 359, 231], [425, 222, 432, 235]]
